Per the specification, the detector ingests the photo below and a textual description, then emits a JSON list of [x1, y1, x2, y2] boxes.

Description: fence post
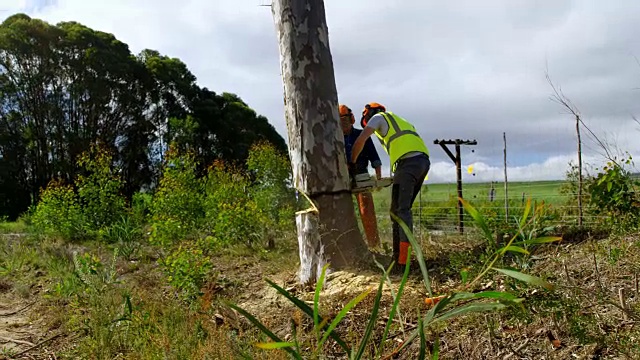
[[503, 132, 509, 222]]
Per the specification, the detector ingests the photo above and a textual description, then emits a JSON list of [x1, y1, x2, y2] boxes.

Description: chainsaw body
[[351, 173, 393, 194]]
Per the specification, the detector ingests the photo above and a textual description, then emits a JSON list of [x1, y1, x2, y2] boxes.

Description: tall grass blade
[[354, 270, 385, 359], [435, 291, 522, 304], [493, 267, 554, 290], [255, 342, 297, 350], [314, 264, 329, 329], [396, 293, 512, 355], [290, 318, 301, 355], [387, 198, 542, 358], [520, 236, 562, 245], [396, 293, 453, 355], [460, 198, 492, 242], [519, 198, 532, 229], [264, 279, 350, 354], [395, 327, 419, 355], [418, 318, 426, 360], [423, 294, 452, 325], [375, 259, 401, 323], [227, 302, 303, 360], [375, 259, 401, 318], [317, 288, 372, 352], [378, 248, 412, 357], [422, 290, 519, 321], [498, 245, 529, 255], [460, 268, 469, 284], [448, 290, 525, 311], [431, 336, 440, 360], [433, 302, 506, 323], [390, 212, 432, 297], [469, 291, 522, 302]]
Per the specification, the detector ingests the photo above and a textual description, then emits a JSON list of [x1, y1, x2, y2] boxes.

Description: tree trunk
[[272, 0, 371, 284]]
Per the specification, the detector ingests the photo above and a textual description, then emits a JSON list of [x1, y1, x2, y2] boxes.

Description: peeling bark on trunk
[[272, 0, 371, 284]]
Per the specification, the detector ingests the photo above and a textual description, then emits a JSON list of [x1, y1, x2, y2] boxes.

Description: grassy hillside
[[372, 180, 566, 209]]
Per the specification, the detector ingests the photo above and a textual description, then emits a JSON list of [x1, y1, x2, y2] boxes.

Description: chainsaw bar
[[351, 176, 393, 194]]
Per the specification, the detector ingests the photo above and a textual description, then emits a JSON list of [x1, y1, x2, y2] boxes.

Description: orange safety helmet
[[361, 102, 386, 127], [339, 104, 355, 124]]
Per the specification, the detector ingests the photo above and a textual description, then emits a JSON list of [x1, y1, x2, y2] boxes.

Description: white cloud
[[4, 1, 640, 183], [442, 154, 586, 184], [372, 153, 610, 184]]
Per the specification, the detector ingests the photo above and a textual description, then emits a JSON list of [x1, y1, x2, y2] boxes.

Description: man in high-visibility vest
[[349, 102, 430, 270]]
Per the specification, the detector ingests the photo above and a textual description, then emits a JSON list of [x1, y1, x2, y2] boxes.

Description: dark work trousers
[[390, 153, 430, 264]]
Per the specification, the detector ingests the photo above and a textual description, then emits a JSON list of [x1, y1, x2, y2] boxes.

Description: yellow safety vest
[[375, 112, 429, 170]]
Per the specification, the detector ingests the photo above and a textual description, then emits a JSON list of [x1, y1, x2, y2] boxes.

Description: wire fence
[[365, 128, 635, 237], [372, 180, 597, 236]]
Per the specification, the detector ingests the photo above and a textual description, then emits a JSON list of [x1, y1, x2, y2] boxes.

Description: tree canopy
[[0, 14, 287, 219]]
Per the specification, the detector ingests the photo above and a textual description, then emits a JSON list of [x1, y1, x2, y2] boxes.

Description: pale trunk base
[[296, 210, 324, 285], [296, 192, 372, 285]]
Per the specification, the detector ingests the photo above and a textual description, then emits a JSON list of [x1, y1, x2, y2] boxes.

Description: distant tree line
[[0, 14, 287, 220]]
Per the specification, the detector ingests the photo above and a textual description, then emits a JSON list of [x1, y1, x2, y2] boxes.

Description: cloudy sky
[[3, 0, 640, 183]]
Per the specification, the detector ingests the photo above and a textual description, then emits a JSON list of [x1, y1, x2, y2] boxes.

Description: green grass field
[[369, 180, 572, 234], [372, 180, 567, 208]]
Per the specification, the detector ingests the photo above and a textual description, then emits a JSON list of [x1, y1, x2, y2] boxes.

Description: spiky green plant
[[229, 197, 561, 359]]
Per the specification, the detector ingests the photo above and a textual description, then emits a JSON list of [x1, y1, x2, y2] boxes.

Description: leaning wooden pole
[[455, 144, 463, 234], [434, 139, 477, 234], [272, 0, 370, 284]]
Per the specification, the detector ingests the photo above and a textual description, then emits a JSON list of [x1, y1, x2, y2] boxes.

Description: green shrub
[[149, 146, 204, 247], [131, 192, 152, 225], [73, 250, 119, 295], [203, 160, 258, 246], [246, 141, 295, 221], [31, 179, 87, 241], [146, 142, 299, 301], [246, 141, 297, 244], [30, 143, 129, 241], [101, 215, 142, 260], [586, 155, 640, 229], [160, 242, 212, 302], [76, 144, 127, 232]]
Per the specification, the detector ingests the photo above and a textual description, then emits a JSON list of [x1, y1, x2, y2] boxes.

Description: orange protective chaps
[[356, 192, 380, 248]]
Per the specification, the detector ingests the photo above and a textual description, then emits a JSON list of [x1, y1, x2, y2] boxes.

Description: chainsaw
[[351, 173, 393, 194]]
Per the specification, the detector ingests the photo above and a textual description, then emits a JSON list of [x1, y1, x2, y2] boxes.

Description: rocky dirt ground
[[2, 230, 640, 359], [214, 233, 640, 359], [0, 287, 65, 359]]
